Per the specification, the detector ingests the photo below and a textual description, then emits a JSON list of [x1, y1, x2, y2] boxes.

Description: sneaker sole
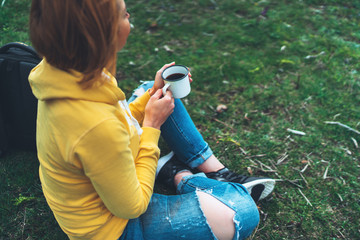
[[242, 179, 275, 201], [155, 151, 175, 178]]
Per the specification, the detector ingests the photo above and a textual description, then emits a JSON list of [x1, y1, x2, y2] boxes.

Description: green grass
[[1, 0, 360, 239]]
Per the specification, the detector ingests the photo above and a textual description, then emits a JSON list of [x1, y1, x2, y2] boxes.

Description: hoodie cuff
[[140, 127, 161, 147], [128, 90, 152, 124], [137, 90, 151, 105]]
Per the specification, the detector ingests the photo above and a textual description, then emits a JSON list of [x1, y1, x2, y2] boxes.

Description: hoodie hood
[[29, 59, 125, 104]]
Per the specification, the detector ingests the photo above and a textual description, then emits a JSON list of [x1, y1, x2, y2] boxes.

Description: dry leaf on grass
[[216, 104, 227, 113]]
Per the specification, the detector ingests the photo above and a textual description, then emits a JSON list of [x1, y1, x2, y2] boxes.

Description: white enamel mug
[[161, 65, 191, 99]]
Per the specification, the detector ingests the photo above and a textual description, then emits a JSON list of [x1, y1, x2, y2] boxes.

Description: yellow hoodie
[[29, 60, 160, 240]]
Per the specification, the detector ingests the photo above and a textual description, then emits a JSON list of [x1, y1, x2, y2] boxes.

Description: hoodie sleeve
[[128, 91, 151, 124], [73, 118, 160, 219]]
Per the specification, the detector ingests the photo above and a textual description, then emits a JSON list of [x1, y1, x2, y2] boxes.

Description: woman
[[29, 0, 275, 239]]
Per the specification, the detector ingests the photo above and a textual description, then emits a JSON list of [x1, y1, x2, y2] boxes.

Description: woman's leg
[[197, 191, 235, 240], [120, 173, 259, 240], [119, 191, 218, 240], [129, 81, 275, 202], [128, 81, 217, 169], [175, 171, 236, 240], [176, 174, 260, 240]]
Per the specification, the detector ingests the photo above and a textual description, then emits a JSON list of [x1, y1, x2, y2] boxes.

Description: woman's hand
[[148, 62, 175, 96], [143, 89, 175, 129], [148, 62, 193, 96]]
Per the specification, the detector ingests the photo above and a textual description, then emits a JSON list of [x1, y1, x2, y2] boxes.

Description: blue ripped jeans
[[120, 81, 259, 240]]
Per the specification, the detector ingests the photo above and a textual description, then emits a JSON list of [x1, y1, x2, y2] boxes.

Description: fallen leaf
[[216, 104, 227, 113], [163, 45, 173, 52]]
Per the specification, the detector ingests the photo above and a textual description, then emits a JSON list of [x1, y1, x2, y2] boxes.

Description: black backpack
[[0, 42, 41, 156]]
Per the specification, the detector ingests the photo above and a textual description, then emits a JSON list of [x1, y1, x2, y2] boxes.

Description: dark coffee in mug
[[161, 64, 191, 98], [166, 73, 185, 81]]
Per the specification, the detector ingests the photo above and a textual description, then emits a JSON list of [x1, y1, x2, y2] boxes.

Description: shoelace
[[207, 168, 250, 183], [221, 171, 250, 183]]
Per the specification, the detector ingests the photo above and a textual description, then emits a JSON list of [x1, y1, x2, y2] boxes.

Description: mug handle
[[162, 83, 171, 96]]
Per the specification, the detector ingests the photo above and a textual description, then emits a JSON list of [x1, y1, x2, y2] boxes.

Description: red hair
[[29, 0, 121, 85]]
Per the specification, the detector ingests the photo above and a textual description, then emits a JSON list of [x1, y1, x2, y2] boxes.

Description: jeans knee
[[197, 191, 235, 240], [197, 190, 259, 240], [205, 183, 260, 239], [232, 191, 260, 239]]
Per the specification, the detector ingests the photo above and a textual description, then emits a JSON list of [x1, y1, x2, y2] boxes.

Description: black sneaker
[[205, 168, 275, 202], [156, 152, 192, 189]]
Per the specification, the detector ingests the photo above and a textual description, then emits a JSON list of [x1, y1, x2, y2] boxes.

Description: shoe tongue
[[217, 167, 229, 174]]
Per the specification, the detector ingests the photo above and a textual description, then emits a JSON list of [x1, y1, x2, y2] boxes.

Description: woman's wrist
[[143, 119, 161, 130]]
